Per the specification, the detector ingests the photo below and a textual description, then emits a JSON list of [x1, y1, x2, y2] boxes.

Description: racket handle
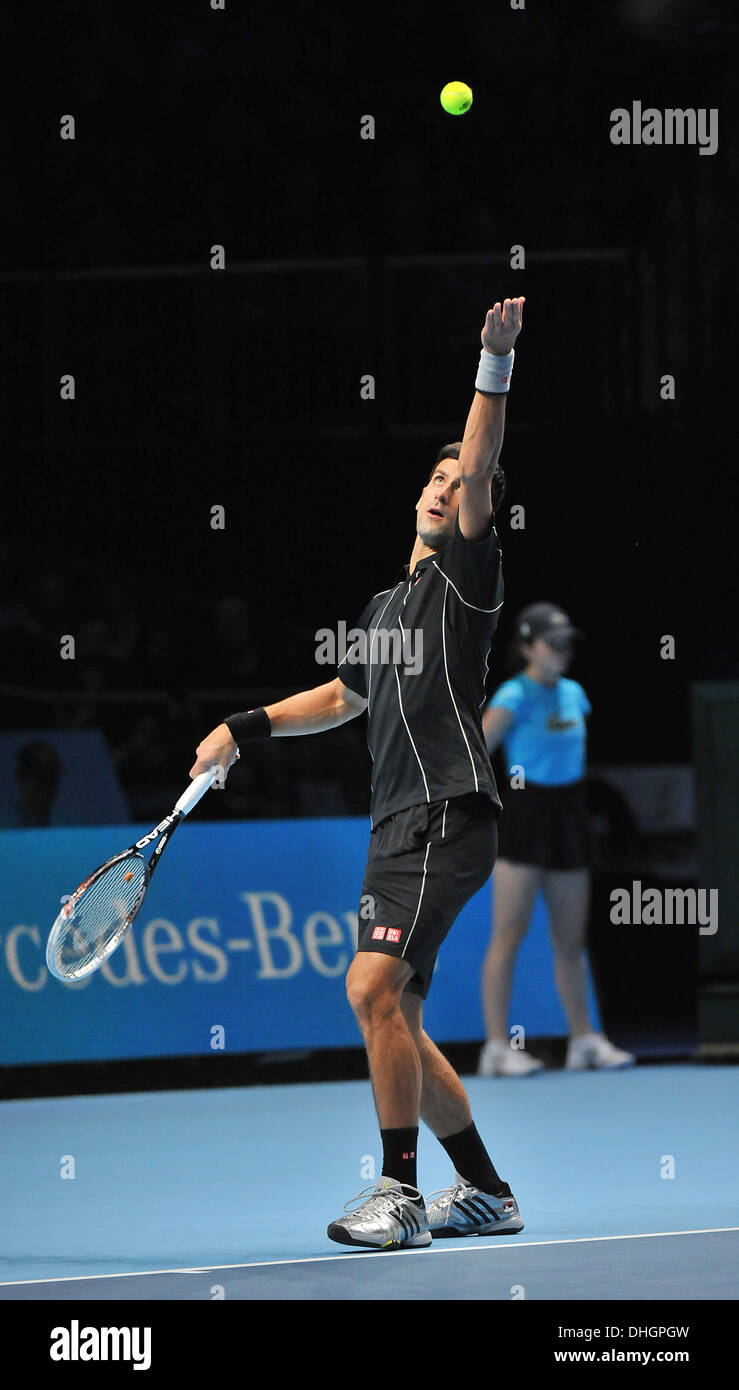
[[175, 765, 223, 816]]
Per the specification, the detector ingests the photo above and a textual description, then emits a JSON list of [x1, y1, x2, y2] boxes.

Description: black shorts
[[497, 778, 594, 870], [355, 792, 499, 1000]]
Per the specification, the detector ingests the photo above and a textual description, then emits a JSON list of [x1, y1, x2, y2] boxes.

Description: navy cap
[[516, 602, 583, 648]]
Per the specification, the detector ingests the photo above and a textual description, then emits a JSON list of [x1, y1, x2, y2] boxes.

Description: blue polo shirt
[[487, 674, 591, 786]]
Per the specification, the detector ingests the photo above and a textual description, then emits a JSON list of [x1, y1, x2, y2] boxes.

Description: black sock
[[437, 1122, 508, 1197], [380, 1126, 421, 1199]]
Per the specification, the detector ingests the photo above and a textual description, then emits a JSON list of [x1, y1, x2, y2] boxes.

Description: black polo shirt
[[337, 511, 504, 828]]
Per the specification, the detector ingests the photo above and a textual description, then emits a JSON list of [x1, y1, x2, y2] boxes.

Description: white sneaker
[[565, 1032, 635, 1070], [478, 1039, 544, 1077]]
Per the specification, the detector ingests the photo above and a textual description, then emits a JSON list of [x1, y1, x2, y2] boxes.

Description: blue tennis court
[[1, 1063, 735, 1300]]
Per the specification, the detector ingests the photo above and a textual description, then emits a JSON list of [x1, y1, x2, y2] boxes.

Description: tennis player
[[191, 298, 525, 1250]]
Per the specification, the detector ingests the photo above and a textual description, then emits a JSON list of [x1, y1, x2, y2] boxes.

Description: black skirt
[[497, 779, 595, 870]]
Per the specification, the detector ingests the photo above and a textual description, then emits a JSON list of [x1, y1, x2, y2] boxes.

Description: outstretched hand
[[481, 297, 525, 356]]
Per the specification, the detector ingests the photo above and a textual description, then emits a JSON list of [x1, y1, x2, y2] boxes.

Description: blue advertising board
[[0, 819, 600, 1065]]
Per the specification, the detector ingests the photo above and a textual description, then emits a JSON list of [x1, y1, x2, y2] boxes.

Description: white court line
[[0, 1226, 737, 1288]]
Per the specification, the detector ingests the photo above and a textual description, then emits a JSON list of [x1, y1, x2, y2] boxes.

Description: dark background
[[1, 0, 735, 824], [0, 0, 733, 1085]]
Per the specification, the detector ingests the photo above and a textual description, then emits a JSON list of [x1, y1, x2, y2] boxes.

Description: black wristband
[[223, 708, 272, 747]]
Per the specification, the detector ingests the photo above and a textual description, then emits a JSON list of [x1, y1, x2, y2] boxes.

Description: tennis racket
[[46, 766, 223, 983]]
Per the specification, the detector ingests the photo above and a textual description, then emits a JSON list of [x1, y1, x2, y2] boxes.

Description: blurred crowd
[[4, 545, 734, 834], [0, 547, 371, 822]]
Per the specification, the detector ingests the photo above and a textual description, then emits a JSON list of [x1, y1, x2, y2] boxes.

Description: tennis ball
[[440, 81, 473, 116]]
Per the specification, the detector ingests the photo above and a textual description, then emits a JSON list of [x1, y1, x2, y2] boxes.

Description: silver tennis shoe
[[327, 1176, 431, 1250], [425, 1180, 524, 1237]]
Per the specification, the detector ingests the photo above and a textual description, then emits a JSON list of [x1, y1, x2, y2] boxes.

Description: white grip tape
[[174, 766, 222, 816]]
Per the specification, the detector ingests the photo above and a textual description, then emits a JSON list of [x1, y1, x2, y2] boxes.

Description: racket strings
[[53, 854, 148, 977]]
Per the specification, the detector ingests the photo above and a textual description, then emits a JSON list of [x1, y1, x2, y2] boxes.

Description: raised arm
[[458, 297, 524, 541], [189, 677, 367, 779]]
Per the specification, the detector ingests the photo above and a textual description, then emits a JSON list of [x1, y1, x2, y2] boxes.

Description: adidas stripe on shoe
[[327, 1176, 432, 1250], [425, 1180, 524, 1238]]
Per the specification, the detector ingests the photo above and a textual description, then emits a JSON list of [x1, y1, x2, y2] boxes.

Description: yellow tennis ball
[[440, 81, 473, 116]]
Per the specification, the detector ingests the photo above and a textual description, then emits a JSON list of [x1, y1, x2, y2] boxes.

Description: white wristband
[[475, 347, 515, 394]]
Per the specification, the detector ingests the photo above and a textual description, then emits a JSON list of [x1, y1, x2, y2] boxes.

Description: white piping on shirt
[[397, 600, 432, 801], [479, 638, 496, 709], [366, 583, 412, 826], [440, 578, 479, 790], [441, 799, 448, 838], [363, 562, 498, 815], [366, 587, 402, 714], [394, 662, 431, 802], [431, 560, 503, 615], [401, 841, 431, 961]]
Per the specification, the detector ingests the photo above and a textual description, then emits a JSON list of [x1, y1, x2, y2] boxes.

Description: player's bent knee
[[345, 980, 400, 1020], [345, 953, 411, 1018]]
